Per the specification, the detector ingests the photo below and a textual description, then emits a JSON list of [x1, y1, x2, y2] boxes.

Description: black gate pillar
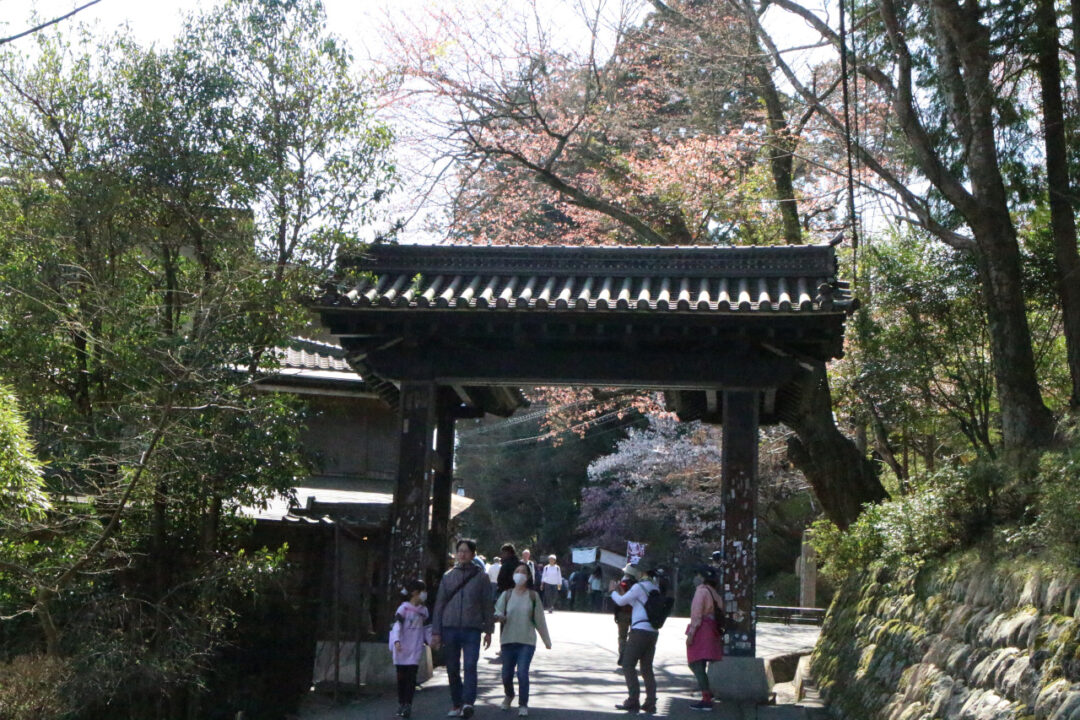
[[426, 389, 457, 594], [711, 389, 772, 702], [721, 389, 759, 657], [384, 381, 438, 633]]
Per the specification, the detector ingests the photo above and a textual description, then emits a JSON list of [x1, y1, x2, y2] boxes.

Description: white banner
[[571, 546, 598, 564], [599, 549, 625, 569], [626, 541, 647, 565]]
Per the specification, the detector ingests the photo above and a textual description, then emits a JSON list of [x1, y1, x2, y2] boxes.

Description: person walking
[[497, 544, 523, 593], [540, 555, 563, 613], [389, 579, 432, 719], [494, 564, 552, 716], [570, 567, 590, 611], [487, 555, 503, 602], [520, 549, 537, 587], [432, 539, 495, 719], [589, 565, 604, 612], [610, 564, 659, 713], [686, 567, 725, 711]]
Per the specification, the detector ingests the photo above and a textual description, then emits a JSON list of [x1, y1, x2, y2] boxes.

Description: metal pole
[[333, 522, 341, 703], [360, 526, 365, 695]]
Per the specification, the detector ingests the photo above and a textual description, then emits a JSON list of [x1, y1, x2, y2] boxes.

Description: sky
[[5, 0, 844, 244], [6, 0, 638, 243], [5, 0, 623, 58]]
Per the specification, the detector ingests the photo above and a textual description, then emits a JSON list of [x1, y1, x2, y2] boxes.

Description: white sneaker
[[518, 708, 529, 717], [502, 696, 514, 711], [447, 709, 463, 718]]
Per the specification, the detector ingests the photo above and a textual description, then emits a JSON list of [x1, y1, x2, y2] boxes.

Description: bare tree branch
[[740, 0, 977, 251], [0, 0, 104, 47]]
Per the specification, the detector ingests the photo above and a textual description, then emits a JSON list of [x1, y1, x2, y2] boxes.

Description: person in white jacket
[[610, 564, 659, 713], [540, 555, 564, 613]]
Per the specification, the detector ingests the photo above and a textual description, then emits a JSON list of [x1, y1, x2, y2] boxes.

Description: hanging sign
[[626, 541, 647, 565]]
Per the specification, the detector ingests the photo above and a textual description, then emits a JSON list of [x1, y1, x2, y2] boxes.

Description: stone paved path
[[297, 611, 821, 720]]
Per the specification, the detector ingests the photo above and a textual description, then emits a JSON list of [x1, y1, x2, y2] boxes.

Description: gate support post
[[710, 389, 773, 703], [427, 388, 457, 594], [383, 381, 438, 634]]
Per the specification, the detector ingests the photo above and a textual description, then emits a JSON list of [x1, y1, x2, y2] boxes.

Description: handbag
[[708, 587, 725, 635]]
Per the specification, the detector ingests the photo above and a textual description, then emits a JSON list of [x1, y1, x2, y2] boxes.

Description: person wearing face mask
[[494, 564, 552, 717], [685, 567, 725, 711], [389, 579, 433, 719]]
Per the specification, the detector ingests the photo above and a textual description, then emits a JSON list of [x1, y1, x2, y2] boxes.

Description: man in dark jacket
[[432, 539, 495, 719], [496, 543, 520, 594]]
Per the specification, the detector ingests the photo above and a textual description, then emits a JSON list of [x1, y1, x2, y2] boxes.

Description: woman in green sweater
[[494, 563, 552, 716]]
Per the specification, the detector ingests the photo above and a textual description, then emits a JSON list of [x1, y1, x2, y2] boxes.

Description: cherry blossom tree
[[579, 415, 725, 551], [384, 0, 888, 527]]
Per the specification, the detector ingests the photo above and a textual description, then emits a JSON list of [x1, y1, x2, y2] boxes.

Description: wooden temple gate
[[312, 243, 852, 694]]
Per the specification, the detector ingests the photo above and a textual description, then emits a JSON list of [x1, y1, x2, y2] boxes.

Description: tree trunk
[[859, 0, 1057, 447], [1073, 0, 1080, 112], [785, 364, 888, 529], [929, 0, 1056, 445], [971, 217, 1057, 444], [1037, 0, 1080, 411], [752, 61, 802, 245]]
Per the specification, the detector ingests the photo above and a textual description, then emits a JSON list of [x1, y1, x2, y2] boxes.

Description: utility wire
[[455, 396, 596, 438], [456, 417, 643, 455], [839, 0, 861, 290], [457, 409, 641, 449]]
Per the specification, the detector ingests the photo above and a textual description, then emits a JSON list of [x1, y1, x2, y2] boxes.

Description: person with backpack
[[610, 563, 669, 713], [494, 563, 552, 716], [431, 539, 495, 719], [389, 579, 432, 719], [685, 567, 725, 711]]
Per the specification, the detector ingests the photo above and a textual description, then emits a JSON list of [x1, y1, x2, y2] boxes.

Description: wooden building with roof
[[242, 338, 475, 690]]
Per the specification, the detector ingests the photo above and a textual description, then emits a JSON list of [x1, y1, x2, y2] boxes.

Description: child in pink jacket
[[389, 579, 433, 718]]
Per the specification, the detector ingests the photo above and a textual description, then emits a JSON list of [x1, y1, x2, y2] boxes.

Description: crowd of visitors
[[389, 539, 726, 718]]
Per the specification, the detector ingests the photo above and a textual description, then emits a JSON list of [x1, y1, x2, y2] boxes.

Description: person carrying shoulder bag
[[494, 563, 552, 717], [685, 566, 725, 711], [432, 539, 494, 719]]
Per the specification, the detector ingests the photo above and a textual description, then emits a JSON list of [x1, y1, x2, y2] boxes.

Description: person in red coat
[[685, 567, 725, 711]]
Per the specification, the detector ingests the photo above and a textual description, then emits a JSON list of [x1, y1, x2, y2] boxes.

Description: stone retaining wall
[[811, 553, 1080, 719]]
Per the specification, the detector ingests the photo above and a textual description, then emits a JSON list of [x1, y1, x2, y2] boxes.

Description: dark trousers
[[542, 582, 559, 610], [615, 613, 632, 665], [396, 664, 419, 705], [590, 589, 602, 612], [621, 629, 658, 705], [500, 642, 537, 706], [443, 626, 481, 707], [689, 659, 711, 693]]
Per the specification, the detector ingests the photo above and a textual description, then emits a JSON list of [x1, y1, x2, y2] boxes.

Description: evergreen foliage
[[0, 1, 394, 716]]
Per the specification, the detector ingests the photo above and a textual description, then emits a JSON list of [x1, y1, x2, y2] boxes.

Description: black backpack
[[644, 587, 674, 629]]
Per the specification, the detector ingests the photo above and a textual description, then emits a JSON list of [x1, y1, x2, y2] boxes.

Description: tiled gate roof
[[318, 243, 852, 314]]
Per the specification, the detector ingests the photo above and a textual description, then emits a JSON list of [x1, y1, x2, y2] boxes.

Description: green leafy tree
[[0, 1, 395, 715]]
